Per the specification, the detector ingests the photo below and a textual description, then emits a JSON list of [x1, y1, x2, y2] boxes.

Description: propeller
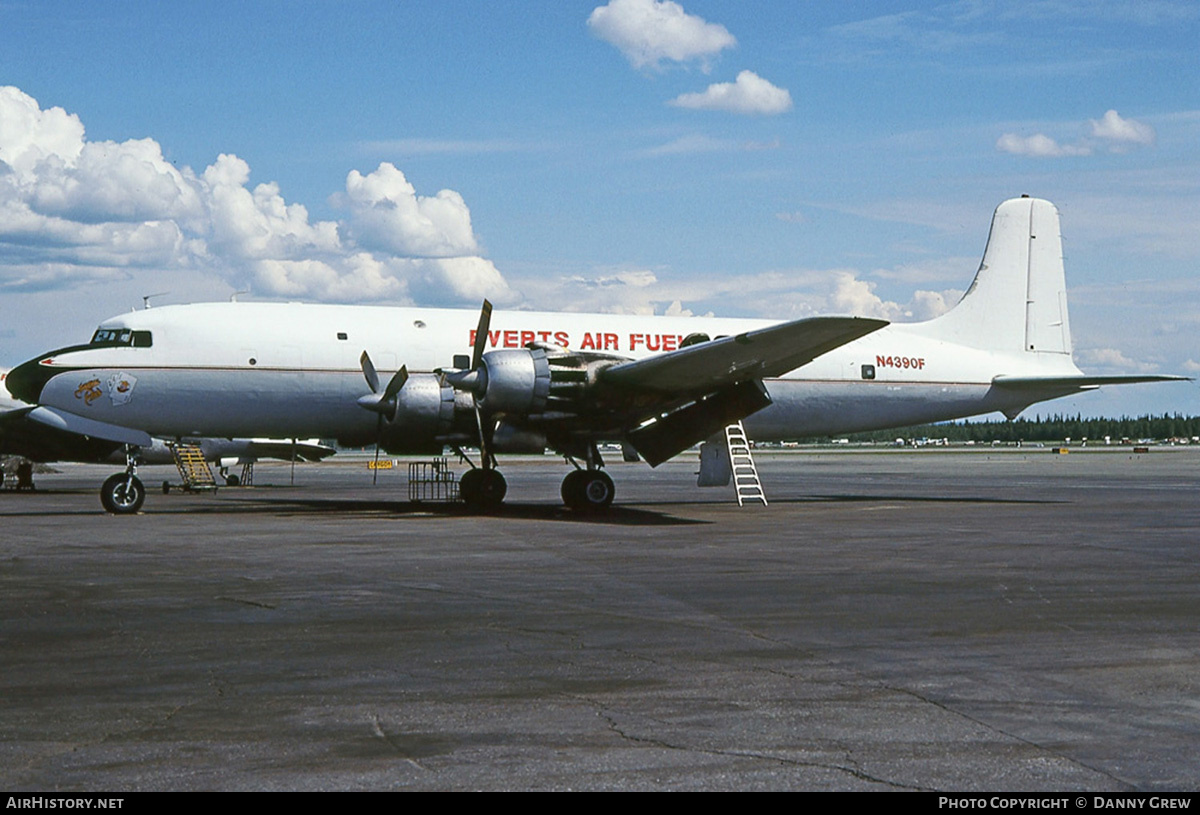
[[442, 298, 492, 397], [441, 299, 495, 467], [358, 352, 408, 484], [358, 352, 409, 416]]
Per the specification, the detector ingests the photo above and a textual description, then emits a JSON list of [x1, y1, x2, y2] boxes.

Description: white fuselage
[[23, 301, 1081, 446]]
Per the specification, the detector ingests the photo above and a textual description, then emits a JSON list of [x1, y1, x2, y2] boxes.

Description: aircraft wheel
[[225, 473, 240, 487], [162, 481, 171, 495], [460, 468, 506, 512], [561, 469, 584, 507], [101, 473, 145, 515], [562, 469, 614, 512]]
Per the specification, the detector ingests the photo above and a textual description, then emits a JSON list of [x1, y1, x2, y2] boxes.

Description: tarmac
[[1, 447, 1198, 791]]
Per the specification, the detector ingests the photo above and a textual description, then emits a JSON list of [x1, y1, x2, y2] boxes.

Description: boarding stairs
[[725, 422, 767, 507], [170, 443, 218, 491]]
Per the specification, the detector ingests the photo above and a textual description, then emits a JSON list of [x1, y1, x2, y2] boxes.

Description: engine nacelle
[[379, 373, 456, 454], [476, 348, 551, 415], [491, 422, 547, 454]]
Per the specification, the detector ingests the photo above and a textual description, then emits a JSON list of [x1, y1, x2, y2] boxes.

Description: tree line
[[801, 413, 1200, 444]]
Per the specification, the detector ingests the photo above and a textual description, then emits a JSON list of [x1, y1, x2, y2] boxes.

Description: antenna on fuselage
[[142, 292, 169, 309]]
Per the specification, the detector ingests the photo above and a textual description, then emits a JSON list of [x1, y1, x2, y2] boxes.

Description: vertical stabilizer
[[921, 197, 1072, 356]]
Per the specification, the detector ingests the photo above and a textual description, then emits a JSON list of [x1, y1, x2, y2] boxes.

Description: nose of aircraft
[[6, 356, 55, 404]]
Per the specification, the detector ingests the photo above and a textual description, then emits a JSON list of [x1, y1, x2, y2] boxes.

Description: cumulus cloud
[[339, 163, 478, 258], [519, 264, 955, 323], [0, 86, 85, 178], [997, 109, 1155, 158], [825, 272, 957, 321], [570, 269, 660, 289], [0, 86, 517, 305], [1090, 109, 1156, 148], [203, 153, 341, 262], [1076, 346, 1162, 374], [587, 0, 736, 70], [668, 70, 793, 115]]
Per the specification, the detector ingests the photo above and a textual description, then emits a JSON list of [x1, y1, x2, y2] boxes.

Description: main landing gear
[[561, 468, 615, 512], [100, 446, 145, 514], [457, 465, 614, 513], [454, 445, 616, 514], [560, 441, 614, 512], [458, 467, 507, 512]]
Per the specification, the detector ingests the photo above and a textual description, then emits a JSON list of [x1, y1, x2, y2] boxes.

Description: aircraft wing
[[598, 315, 888, 394], [242, 439, 338, 462], [26, 405, 153, 448], [1, 406, 123, 462], [590, 315, 886, 467]]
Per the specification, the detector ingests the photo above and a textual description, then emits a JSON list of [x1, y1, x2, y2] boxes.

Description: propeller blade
[[373, 420, 382, 486], [358, 361, 408, 419], [382, 365, 408, 403], [471, 299, 492, 372], [360, 351, 380, 394]]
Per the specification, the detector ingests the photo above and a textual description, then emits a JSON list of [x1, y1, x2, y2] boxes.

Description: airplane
[[3, 367, 335, 491], [6, 196, 1184, 514]]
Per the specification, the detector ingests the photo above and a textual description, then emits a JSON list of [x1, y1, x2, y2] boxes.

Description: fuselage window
[[861, 364, 876, 380], [132, 331, 153, 348], [337, 332, 348, 340]]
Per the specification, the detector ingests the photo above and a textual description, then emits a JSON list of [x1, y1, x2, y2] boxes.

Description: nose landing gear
[[100, 446, 145, 514]]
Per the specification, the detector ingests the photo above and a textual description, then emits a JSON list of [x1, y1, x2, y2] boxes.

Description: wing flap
[[599, 316, 887, 394]]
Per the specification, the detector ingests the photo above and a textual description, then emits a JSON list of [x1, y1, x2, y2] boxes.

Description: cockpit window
[[91, 328, 132, 345], [90, 328, 152, 347]]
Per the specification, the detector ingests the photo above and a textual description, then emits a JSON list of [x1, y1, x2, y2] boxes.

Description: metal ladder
[[725, 422, 767, 506], [170, 443, 217, 491], [408, 458, 460, 503]]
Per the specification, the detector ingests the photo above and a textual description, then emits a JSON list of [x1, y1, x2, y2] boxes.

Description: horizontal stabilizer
[[993, 374, 1190, 392], [27, 406, 153, 448], [601, 316, 887, 394]]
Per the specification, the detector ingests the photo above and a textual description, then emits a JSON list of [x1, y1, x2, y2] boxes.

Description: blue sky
[[1, 0, 1197, 417]]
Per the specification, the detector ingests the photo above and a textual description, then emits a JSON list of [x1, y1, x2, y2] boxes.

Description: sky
[[1, 0, 1197, 418]]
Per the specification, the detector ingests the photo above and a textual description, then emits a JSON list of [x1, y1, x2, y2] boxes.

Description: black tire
[[562, 469, 614, 512], [460, 468, 506, 512], [225, 474, 240, 487], [101, 474, 145, 514], [162, 481, 171, 495], [561, 469, 587, 508]]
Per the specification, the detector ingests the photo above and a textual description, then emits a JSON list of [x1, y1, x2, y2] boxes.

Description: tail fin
[[919, 196, 1072, 357]]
